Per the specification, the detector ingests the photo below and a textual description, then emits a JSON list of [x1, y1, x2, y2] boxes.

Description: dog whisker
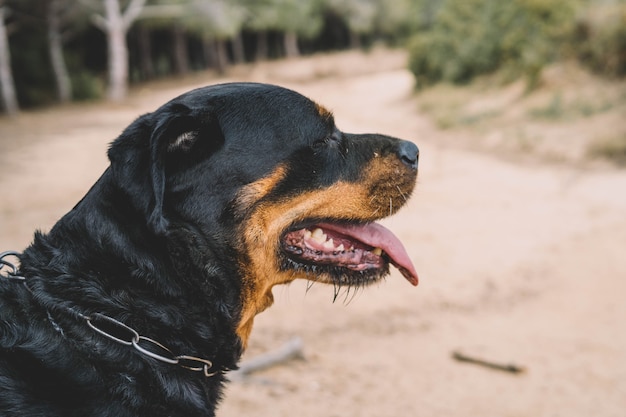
[[342, 286, 351, 304], [396, 185, 408, 202], [342, 285, 360, 306], [332, 283, 341, 303]]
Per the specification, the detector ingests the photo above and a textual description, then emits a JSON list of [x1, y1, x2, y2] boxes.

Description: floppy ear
[[108, 102, 220, 235], [147, 104, 198, 234]]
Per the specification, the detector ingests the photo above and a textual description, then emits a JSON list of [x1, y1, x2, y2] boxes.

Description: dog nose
[[397, 140, 419, 169]]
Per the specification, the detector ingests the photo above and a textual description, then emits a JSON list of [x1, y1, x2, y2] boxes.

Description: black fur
[[0, 83, 418, 416]]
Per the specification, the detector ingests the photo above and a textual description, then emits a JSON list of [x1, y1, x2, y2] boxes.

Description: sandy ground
[[1, 49, 625, 416]]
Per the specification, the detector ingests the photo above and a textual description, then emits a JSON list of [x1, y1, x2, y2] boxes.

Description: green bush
[[575, 3, 626, 78], [71, 72, 104, 101], [408, 0, 579, 89], [11, 30, 56, 107]]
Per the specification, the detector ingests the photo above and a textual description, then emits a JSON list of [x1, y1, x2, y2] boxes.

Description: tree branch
[[230, 337, 305, 381], [121, 0, 146, 30], [139, 5, 185, 20], [90, 13, 107, 31]]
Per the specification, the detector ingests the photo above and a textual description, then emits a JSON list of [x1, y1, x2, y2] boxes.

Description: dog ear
[[108, 103, 221, 235], [147, 104, 197, 234]]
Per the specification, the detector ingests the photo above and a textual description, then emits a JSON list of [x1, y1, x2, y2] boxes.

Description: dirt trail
[[1, 50, 625, 416]]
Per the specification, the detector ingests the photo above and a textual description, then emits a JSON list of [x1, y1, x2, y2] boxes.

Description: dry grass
[[414, 61, 626, 166], [588, 134, 626, 166]]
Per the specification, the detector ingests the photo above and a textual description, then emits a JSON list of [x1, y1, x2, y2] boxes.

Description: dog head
[[108, 83, 418, 346]]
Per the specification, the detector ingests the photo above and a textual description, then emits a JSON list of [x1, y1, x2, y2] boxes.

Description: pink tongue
[[319, 223, 419, 286]]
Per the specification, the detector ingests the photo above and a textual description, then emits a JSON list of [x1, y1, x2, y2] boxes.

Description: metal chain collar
[[0, 251, 218, 377], [0, 251, 25, 282]]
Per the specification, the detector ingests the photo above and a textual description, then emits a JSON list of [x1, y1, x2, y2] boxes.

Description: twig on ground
[[230, 337, 305, 381], [452, 351, 526, 374]]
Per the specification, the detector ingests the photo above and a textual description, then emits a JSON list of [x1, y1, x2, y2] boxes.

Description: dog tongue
[[319, 223, 419, 286]]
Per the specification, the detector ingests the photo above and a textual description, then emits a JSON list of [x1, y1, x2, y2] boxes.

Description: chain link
[[0, 251, 25, 281], [1, 251, 218, 377], [85, 313, 217, 376]]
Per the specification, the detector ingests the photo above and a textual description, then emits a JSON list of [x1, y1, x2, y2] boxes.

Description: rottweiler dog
[[0, 82, 418, 416]]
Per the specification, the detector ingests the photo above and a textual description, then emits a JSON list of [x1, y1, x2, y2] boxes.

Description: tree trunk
[[203, 37, 229, 75], [216, 39, 229, 73], [94, 0, 145, 102], [47, 0, 72, 103], [211, 38, 229, 74], [172, 24, 188, 75], [283, 31, 299, 58], [348, 30, 362, 50], [0, 6, 18, 115], [107, 24, 127, 101], [103, 0, 127, 101], [255, 31, 268, 61], [231, 32, 245, 64], [137, 24, 154, 79], [202, 36, 215, 70]]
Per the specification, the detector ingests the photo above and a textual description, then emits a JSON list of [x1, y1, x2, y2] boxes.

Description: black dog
[[0, 82, 418, 416]]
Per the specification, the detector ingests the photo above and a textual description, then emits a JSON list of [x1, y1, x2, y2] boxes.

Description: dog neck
[[18, 171, 245, 372], [235, 285, 275, 348]]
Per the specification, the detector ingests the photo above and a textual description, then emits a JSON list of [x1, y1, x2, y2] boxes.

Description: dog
[[0, 82, 419, 416]]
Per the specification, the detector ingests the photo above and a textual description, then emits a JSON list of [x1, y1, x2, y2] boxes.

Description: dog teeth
[[372, 247, 383, 256], [311, 228, 327, 243], [304, 227, 357, 252]]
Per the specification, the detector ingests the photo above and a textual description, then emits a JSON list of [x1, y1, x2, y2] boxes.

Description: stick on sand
[[452, 351, 526, 374], [231, 337, 305, 380]]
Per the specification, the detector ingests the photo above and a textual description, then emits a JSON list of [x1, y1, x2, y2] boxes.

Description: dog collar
[[0, 251, 220, 378]]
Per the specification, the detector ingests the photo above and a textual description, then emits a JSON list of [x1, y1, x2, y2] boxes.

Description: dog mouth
[[281, 222, 418, 286]]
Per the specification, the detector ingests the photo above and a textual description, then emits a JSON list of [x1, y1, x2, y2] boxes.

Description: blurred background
[[0, 0, 624, 116], [1, 0, 625, 163], [0, 0, 625, 416]]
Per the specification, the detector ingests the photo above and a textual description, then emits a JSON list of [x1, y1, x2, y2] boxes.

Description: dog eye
[[313, 131, 341, 149], [312, 136, 330, 149]]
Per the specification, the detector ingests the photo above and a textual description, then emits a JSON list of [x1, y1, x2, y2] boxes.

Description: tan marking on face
[[233, 154, 416, 347], [236, 165, 287, 210]]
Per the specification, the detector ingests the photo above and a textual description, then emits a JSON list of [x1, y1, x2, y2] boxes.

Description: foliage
[[326, 0, 377, 35], [574, 1, 626, 78], [243, 0, 323, 39], [371, 0, 420, 43], [407, 0, 580, 89], [184, 0, 247, 39], [528, 90, 618, 120], [71, 71, 104, 101], [322, 0, 418, 46], [4, 0, 625, 111], [589, 135, 626, 165]]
